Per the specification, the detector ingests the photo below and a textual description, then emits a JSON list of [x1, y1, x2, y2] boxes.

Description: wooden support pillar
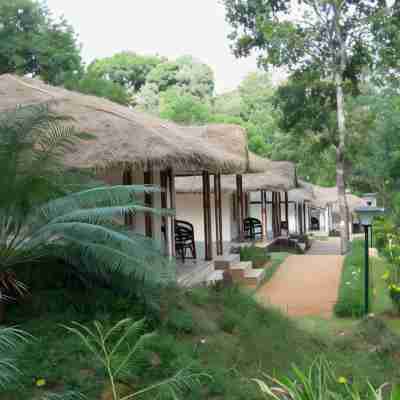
[[294, 202, 298, 234], [271, 192, 277, 237], [244, 193, 249, 218], [203, 171, 213, 261], [123, 167, 134, 227], [277, 192, 282, 236], [303, 202, 307, 234], [236, 174, 244, 241], [168, 168, 176, 258], [144, 165, 153, 238], [298, 203, 304, 235], [214, 174, 223, 256], [271, 192, 275, 237], [261, 190, 267, 239], [284, 191, 289, 236], [160, 170, 169, 256]]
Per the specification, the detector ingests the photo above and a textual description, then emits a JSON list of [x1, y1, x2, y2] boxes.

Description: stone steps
[[230, 261, 252, 281], [184, 253, 264, 288], [178, 262, 215, 287], [244, 268, 265, 285], [214, 254, 240, 270], [206, 270, 224, 285]]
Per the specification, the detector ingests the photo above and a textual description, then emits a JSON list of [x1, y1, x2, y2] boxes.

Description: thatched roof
[[288, 180, 315, 202], [175, 158, 297, 194], [0, 74, 251, 174], [332, 193, 367, 215], [310, 185, 338, 208], [309, 184, 366, 211]]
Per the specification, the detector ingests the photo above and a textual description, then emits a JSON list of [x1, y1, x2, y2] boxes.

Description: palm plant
[[63, 318, 206, 400], [0, 104, 175, 301], [0, 326, 30, 390]]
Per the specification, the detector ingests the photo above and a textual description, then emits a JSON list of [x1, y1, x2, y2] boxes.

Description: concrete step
[[244, 268, 265, 286], [177, 262, 215, 287], [230, 261, 253, 281], [214, 254, 240, 270], [206, 270, 224, 285]]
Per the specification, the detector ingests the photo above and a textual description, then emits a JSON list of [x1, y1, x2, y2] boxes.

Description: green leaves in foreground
[[0, 326, 30, 389], [253, 356, 400, 400], [63, 318, 208, 400]]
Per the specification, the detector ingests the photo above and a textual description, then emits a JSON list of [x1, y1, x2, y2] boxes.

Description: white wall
[[176, 192, 234, 243]]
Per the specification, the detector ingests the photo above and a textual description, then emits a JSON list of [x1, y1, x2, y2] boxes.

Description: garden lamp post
[[354, 206, 385, 315]]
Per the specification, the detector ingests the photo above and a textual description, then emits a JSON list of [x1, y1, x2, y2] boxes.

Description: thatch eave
[[0, 74, 249, 175]]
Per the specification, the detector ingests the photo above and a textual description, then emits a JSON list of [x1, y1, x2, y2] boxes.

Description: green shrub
[[389, 285, 400, 312], [334, 240, 366, 318], [218, 309, 239, 333], [166, 307, 195, 334], [240, 246, 271, 268]]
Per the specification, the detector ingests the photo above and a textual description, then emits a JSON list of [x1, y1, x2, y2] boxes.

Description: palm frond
[[0, 327, 30, 389], [1, 105, 176, 299]]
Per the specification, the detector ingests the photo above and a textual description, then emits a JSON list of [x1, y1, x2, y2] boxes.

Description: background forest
[[2, 0, 399, 209]]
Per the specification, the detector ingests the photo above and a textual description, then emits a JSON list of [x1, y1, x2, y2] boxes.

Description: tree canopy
[[137, 55, 215, 113], [88, 52, 164, 92], [224, 0, 400, 253], [0, 0, 82, 85]]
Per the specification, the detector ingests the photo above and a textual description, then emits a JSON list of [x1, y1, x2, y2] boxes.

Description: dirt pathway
[[257, 239, 344, 317]]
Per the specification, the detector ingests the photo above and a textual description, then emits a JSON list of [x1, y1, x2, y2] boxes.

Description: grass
[[334, 239, 393, 318], [2, 281, 400, 399], [240, 246, 271, 268]]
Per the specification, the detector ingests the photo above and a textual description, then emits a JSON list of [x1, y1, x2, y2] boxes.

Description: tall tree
[[88, 52, 164, 92], [213, 72, 280, 156], [159, 88, 212, 124], [224, 0, 400, 253], [0, 0, 82, 85], [239, 72, 280, 156], [349, 89, 400, 206], [137, 56, 215, 112]]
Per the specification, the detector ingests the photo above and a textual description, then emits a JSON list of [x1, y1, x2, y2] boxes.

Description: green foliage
[[0, 326, 29, 390], [88, 52, 164, 92], [212, 72, 280, 157], [376, 219, 400, 313], [240, 246, 271, 268], [64, 318, 205, 400], [334, 240, 392, 318], [137, 55, 215, 113], [334, 240, 367, 318], [6, 284, 400, 398], [64, 73, 131, 105], [349, 91, 400, 200], [159, 88, 211, 124], [0, 0, 83, 84], [254, 355, 400, 399], [166, 307, 195, 334], [224, 0, 399, 80]]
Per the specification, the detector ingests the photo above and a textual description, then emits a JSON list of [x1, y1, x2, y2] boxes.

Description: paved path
[[307, 237, 342, 255], [257, 239, 343, 317]]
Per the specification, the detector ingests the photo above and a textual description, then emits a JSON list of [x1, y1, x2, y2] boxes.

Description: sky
[[46, 0, 261, 93]]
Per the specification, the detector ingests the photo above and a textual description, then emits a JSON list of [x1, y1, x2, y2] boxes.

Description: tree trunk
[[335, 70, 350, 254], [333, 2, 350, 255]]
